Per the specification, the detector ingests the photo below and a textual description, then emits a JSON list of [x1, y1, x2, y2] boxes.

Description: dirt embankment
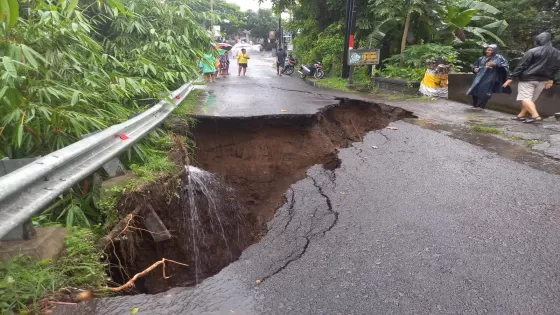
[[107, 98, 412, 294]]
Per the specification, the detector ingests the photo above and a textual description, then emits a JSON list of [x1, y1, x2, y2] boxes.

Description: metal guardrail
[[0, 82, 195, 239]]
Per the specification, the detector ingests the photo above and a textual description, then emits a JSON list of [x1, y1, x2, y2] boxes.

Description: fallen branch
[[110, 258, 189, 292], [97, 206, 143, 250]]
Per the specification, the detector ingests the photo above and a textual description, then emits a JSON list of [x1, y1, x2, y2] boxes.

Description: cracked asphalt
[[56, 52, 560, 315]]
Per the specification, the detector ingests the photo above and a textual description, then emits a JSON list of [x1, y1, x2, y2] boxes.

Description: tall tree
[[245, 9, 278, 39]]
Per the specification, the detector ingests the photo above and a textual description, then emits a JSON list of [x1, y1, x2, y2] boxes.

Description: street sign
[[348, 49, 380, 65]]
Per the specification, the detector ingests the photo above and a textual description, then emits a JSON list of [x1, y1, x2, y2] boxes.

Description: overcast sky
[[227, 0, 272, 11]]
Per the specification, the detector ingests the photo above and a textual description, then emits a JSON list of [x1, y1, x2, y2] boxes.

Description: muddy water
[[106, 99, 413, 294]]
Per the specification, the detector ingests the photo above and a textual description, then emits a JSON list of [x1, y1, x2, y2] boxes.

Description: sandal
[[523, 116, 542, 123], [511, 116, 526, 121]]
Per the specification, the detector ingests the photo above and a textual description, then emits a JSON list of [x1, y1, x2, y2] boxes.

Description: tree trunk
[[400, 11, 412, 66]]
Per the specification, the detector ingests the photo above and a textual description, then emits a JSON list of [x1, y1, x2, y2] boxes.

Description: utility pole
[[342, 0, 357, 78], [210, 0, 215, 41], [278, 16, 283, 50]]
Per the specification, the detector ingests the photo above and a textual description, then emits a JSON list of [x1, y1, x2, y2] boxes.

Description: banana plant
[[434, 0, 508, 46]]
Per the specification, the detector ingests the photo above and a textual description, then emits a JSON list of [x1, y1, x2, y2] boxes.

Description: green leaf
[[72, 22, 78, 32], [130, 308, 139, 314], [67, 0, 79, 13], [71, 91, 80, 106], [2, 57, 17, 78], [7, 0, 18, 26], [16, 123, 23, 147], [459, 0, 500, 14], [119, 78, 126, 90], [0, 86, 8, 99], [66, 206, 75, 227], [450, 9, 478, 28], [21, 45, 39, 69], [0, 0, 9, 25]]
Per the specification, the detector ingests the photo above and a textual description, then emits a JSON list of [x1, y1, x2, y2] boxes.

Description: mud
[[108, 98, 412, 294]]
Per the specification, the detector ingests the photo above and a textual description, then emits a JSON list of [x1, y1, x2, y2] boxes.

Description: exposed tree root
[[110, 258, 189, 292]]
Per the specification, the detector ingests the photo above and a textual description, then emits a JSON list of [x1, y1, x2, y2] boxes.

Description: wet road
[[57, 52, 560, 314], [193, 51, 338, 117]]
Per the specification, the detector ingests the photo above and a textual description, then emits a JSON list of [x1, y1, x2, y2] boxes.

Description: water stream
[[181, 166, 243, 284]]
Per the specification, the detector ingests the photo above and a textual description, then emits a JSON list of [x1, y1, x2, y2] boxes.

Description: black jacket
[[511, 32, 560, 82]]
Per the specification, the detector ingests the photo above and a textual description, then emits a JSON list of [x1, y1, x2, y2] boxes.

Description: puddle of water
[[197, 90, 218, 115], [406, 118, 560, 175]]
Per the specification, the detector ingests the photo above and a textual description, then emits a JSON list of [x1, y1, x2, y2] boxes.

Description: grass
[[471, 125, 504, 135], [310, 77, 351, 91], [173, 89, 202, 118], [511, 136, 524, 140], [525, 139, 544, 147], [377, 92, 434, 102], [0, 228, 108, 314]]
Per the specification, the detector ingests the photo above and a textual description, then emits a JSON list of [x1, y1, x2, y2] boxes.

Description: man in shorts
[[237, 48, 250, 76], [504, 32, 560, 123], [276, 47, 287, 76]]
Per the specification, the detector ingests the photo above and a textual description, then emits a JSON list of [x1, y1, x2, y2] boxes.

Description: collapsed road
[[56, 53, 560, 315]]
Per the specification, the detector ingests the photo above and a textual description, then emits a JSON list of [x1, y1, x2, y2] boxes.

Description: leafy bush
[[383, 44, 458, 68], [378, 44, 458, 81], [0, 0, 211, 159], [294, 24, 344, 75], [0, 228, 107, 313], [377, 65, 427, 82]]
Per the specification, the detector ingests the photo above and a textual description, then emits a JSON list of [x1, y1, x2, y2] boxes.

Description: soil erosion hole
[[109, 98, 412, 294]]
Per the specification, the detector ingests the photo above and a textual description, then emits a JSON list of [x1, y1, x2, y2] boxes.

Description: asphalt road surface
[[56, 52, 560, 315]]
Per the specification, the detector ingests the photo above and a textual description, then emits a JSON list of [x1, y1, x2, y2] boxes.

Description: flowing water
[[181, 166, 244, 284]]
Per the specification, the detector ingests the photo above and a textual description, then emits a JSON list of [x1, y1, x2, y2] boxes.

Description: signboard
[[348, 49, 380, 65]]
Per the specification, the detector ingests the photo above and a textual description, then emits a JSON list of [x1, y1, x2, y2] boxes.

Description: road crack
[[309, 173, 339, 236], [260, 237, 310, 282], [259, 171, 339, 283]]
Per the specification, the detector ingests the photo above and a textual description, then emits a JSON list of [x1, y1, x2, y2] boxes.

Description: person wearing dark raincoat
[[504, 32, 560, 123], [467, 44, 512, 110]]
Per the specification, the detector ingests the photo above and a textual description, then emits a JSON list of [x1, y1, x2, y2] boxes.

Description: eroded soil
[[107, 98, 412, 294]]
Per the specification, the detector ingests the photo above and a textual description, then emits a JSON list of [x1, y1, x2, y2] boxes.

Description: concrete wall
[[448, 74, 560, 116], [373, 77, 420, 95]]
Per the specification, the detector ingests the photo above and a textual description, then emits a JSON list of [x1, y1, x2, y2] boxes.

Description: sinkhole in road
[[107, 98, 413, 294]]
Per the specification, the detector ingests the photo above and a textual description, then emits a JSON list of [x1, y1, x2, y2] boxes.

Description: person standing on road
[[237, 48, 250, 76], [276, 47, 287, 76], [199, 53, 216, 83], [504, 32, 560, 123], [467, 44, 512, 110]]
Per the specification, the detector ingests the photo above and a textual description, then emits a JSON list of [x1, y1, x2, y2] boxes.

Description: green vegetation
[[186, 0, 278, 40], [471, 125, 504, 134], [378, 44, 458, 81], [511, 136, 524, 140], [310, 77, 350, 91], [525, 140, 544, 147], [278, 0, 558, 83], [0, 228, 107, 314], [0, 0, 211, 160]]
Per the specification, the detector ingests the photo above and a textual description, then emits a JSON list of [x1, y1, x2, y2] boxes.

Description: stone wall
[[373, 77, 420, 95], [448, 74, 560, 116]]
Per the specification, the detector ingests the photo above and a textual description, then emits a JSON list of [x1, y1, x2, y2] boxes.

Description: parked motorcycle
[[282, 57, 297, 75], [298, 61, 325, 79]]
